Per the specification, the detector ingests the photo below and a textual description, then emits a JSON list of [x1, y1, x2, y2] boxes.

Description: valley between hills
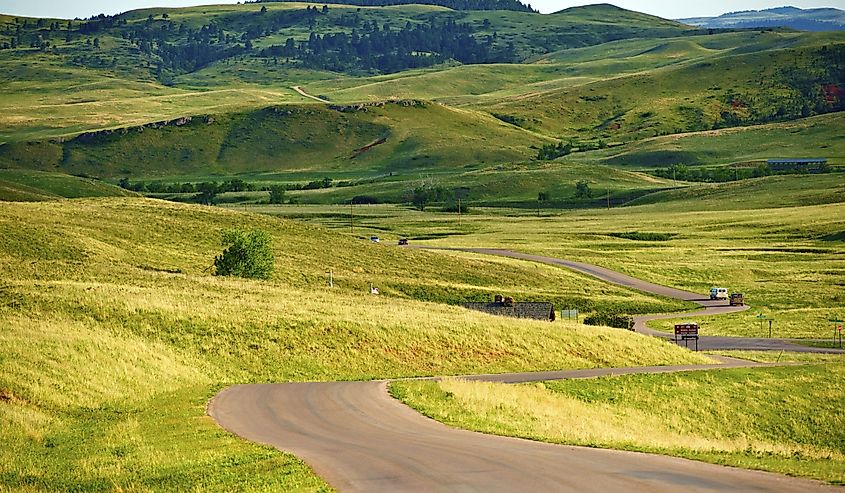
[[0, 1, 843, 491]]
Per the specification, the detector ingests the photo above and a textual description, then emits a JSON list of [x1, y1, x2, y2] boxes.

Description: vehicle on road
[[398, 238, 409, 246], [370, 236, 380, 243], [710, 287, 728, 300], [730, 293, 744, 306]]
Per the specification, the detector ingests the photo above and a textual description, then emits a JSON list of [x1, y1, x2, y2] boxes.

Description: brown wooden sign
[[674, 323, 699, 338], [674, 323, 700, 351]]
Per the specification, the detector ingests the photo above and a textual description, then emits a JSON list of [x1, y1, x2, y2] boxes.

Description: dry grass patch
[[392, 363, 845, 483]]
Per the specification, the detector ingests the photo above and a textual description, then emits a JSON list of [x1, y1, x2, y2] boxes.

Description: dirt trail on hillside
[[292, 85, 329, 102]]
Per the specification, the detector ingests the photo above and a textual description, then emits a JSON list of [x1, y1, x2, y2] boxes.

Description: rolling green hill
[[0, 197, 707, 491], [579, 111, 845, 169], [280, 162, 675, 206], [0, 169, 136, 201], [0, 2, 692, 86], [0, 101, 546, 179], [0, 3, 842, 213], [479, 34, 845, 140]]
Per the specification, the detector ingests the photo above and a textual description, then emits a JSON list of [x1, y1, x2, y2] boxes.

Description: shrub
[[583, 313, 634, 330], [575, 180, 592, 199], [213, 229, 275, 280], [608, 232, 675, 242], [351, 195, 381, 205], [268, 185, 286, 204], [441, 201, 471, 213]]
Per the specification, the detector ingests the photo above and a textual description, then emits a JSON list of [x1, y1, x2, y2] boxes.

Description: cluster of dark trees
[[712, 46, 845, 128], [119, 178, 258, 194], [262, 18, 517, 73], [404, 184, 470, 211], [537, 139, 613, 160], [122, 17, 245, 74], [118, 176, 342, 203], [652, 164, 772, 183], [250, 0, 535, 13], [654, 161, 834, 183], [120, 178, 282, 205], [1, 18, 74, 49], [537, 141, 573, 160], [1, 5, 519, 77]]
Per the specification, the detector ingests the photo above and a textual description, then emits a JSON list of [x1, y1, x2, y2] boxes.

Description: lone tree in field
[[575, 180, 592, 199], [214, 229, 275, 280], [268, 185, 286, 204]]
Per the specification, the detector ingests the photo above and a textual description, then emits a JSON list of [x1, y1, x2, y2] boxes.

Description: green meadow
[[1, 1, 844, 489], [0, 169, 134, 201], [0, 198, 712, 491], [253, 175, 845, 339]]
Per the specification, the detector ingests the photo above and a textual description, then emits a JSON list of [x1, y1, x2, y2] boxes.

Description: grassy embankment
[[254, 175, 845, 339], [580, 111, 845, 169], [0, 102, 546, 180], [0, 169, 135, 201], [391, 354, 845, 483], [477, 32, 845, 140], [0, 198, 709, 491]]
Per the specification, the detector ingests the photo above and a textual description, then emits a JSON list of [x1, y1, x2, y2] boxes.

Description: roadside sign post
[[830, 319, 844, 348], [757, 313, 767, 338], [674, 323, 699, 351]]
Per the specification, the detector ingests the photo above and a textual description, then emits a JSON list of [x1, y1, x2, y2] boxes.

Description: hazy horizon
[[0, 0, 842, 19]]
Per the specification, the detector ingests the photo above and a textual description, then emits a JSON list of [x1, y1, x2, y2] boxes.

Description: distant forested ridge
[[250, 0, 536, 13], [261, 16, 518, 72], [0, 3, 696, 81]]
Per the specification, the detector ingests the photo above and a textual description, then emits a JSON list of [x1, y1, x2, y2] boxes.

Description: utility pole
[[349, 200, 353, 235], [458, 198, 462, 225]]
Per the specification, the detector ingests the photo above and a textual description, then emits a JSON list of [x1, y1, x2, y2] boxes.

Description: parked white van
[[710, 287, 729, 300]]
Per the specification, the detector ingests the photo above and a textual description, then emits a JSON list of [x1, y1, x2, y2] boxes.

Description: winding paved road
[[211, 248, 844, 492], [210, 358, 838, 492], [431, 247, 843, 353]]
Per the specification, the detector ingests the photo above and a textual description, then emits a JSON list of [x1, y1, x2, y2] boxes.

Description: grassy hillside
[[262, 182, 845, 338], [392, 359, 845, 483], [0, 102, 546, 179], [0, 2, 692, 92], [480, 35, 845, 140], [306, 31, 842, 106], [0, 198, 709, 491], [624, 174, 845, 210], [276, 162, 674, 206], [0, 169, 135, 201], [580, 111, 845, 169], [0, 3, 842, 146]]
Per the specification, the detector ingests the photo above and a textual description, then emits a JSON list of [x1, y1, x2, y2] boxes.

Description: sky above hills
[[0, 0, 841, 18]]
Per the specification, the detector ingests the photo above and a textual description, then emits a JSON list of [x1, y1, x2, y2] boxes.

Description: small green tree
[[575, 180, 592, 199], [268, 185, 286, 204], [195, 182, 218, 205], [214, 229, 275, 280]]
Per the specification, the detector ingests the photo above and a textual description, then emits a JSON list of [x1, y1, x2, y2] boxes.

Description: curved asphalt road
[[210, 359, 838, 492], [432, 247, 844, 353], [210, 248, 844, 492]]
